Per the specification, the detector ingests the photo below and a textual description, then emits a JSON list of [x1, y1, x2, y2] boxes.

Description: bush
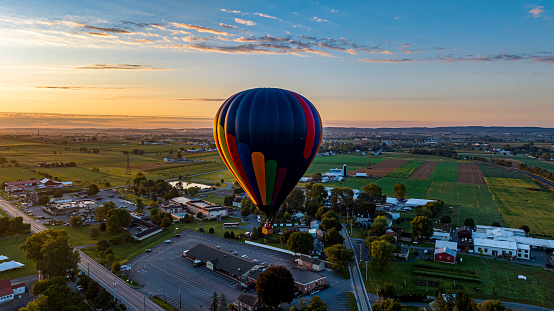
[[99, 223, 107, 231], [198, 228, 204, 232], [111, 261, 121, 272], [89, 226, 101, 238], [230, 231, 235, 239], [224, 231, 230, 238], [209, 228, 215, 234]]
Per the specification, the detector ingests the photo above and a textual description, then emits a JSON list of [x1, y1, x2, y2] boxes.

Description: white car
[[77, 285, 83, 291], [242, 255, 248, 258], [164, 240, 171, 243]]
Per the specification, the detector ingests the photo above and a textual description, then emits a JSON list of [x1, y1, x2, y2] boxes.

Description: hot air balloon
[[214, 88, 322, 234]]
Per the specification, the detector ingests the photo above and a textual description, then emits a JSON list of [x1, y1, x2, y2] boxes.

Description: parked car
[[174, 234, 180, 237], [145, 249, 152, 252], [241, 255, 248, 258], [164, 240, 171, 243], [77, 285, 83, 291]]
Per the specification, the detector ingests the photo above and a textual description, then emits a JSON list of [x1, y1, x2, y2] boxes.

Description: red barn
[[434, 247, 456, 264]]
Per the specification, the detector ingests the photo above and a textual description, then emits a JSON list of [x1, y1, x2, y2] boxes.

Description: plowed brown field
[[408, 161, 439, 179], [349, 159, 408, 177], [457, 163, 486, 184]]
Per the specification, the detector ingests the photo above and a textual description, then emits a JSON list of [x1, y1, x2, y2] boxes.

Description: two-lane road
[[342, 226, 372, 311], [0, 198, 162, 311]]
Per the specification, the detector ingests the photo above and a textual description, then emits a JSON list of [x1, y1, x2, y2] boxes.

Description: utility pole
[[179, 290, 181, 309], [125, 153, 131, 175], [113, 281, 117, 302]]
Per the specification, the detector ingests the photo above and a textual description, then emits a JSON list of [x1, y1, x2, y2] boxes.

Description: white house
[[0, 279, 25, 304]]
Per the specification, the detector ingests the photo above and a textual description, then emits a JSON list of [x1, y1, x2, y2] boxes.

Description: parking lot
[[125, 230, 351, 310]]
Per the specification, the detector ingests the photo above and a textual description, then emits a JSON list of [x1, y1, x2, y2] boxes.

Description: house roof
[[435, 241, 458, 250], [434, 247, 457, 257], [289, 269, 326, 285], [236, 294, 258, 306], [473, 238, 517, 250], [298, 255, 322, 265], [4, 179, 41, 186], [0, 278, 14, 297], [186, 244, 257, 277]]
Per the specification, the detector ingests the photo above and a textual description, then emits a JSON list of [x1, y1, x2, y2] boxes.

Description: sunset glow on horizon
[[0, 1, 553, 128]]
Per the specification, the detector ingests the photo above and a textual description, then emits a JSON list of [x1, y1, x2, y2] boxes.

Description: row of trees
[[0, 216, 31, 237]]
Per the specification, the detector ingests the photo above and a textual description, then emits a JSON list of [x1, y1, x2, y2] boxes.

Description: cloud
[[312, 17, 328, 22], [331, 9, 338, 13], [400, 49, 414, 53], [358, 58, 421, 63], [74, 64, 168, 70], [83, 24, 131, 34], [253, 13, 280, 20], [169, 22, 232, 35], [235, 18, 256, 26], [175, 98, 225, 101], [120, 21, 161, 28], [219, 23, 237, 30], [84, 32, 117, 38], [221, 9, 242, 14], [32, 85, 126, 90], [527, 5, 544, 18], [531, 56, 554, 64]]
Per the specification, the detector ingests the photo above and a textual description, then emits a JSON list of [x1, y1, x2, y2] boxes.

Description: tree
[[210, 292, 219, 311], [369, 216, 389, 237], [372, 298, 401, 311], [286, 188, 305, 212], [99, 222, 107, 231], [362, 183, 386, 203], [223, 195, 234, 206], [196, 211, 203, 219], [53, 190, 63, 198], [218, 293, 227, 311], [304, 183, 328, 207], [18, 230, 79, 279], [476, 300, 511, 311], [370, 239, 395, 272], [112, 261, 121, 272], [284, 211, 292, 221], [86, 184, 100, 196], [89, 226, 101, 238], [209, 227, 215, 234], [311, 172, 323, 182], [464, 217, 476, 229], [85, 280, 100, 300], [519, 225, 530, 234], [393, 183, 406, 200], [324, 244, 353, 275], [440, 215, 452, 224], [106, 215, 122, 235], [256, 266, 295, 308], [160, 217, 172, 227], [23, 277, 81, 311], [320, 215, 342, 232], [280, 230, 293, 244], [411, 216, 433, 240], [38, 195, 50, 205], [251, 227, 259, 240], [296, 296, 327, 311], [95, 287, 112, 310], [323, 227, 344, 247], [378, 282, 396, 300], [241, 205, 251, 217], [454, 291, 477, 311], [70, 215, 83, 227], [96, 239, 109, 253], [315, 206, 329, 220], [95, 201, 116, 222], [287, 231, 314, 254]]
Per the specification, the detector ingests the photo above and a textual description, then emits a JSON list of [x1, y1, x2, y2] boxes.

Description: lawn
[[193, 170, 235, 183], [361, 255, 554, 308], [40, 167, 130, 187], [52, 225, 121, 247], [424, 181, 503, 227], [145, 162, 226, 178], [478, 164, 526, 179], [0, 167, 41, 185], [0, 236, 37, 280], [428, 162, 458, 182], [486, 177, 554, 235], [373, 178, 431, 199], [346, 292, 359, 311], [386, 160, 425, 179]]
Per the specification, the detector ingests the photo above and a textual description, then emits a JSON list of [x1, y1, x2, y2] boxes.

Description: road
[[342, 226, 372, 311], [0, 198, 162, 311]]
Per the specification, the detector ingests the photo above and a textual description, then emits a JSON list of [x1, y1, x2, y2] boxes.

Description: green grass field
[[479, 164, 526, 179], [362, 255, 554, 307], [386, 160, 425, 179], [51, 225, 124, 246], [305, 154, 386, 175], [0, 236, 37, 279], [374, 178, 431, 199], [486, 177, 554, 235], [497, 154, 554, 173], [424, 181, 504, 226], [0, 167, 41, 185], [428, 162, 458, 182]]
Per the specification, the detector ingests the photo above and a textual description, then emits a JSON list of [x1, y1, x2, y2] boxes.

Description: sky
[[0, 0, 553, 129]]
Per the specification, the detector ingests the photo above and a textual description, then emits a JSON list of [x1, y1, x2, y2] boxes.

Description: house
[[4, 185, 23, 193], [434, 247, 456, 264], [160, 203, 183, 214], [435, 241, 458, 250], [132, 219, 162, 241], [290, 269, 327, 295], [296, 255, 325, 271], [170, 197, 228, 220], [235, 294, 261, 311], [292, 212, 305, 220], [299, 177, 311, 182], [310, 220, 321, 230], [431, 231, 451, 241], [393, 244, 410, 260], [0, 278, 25, 304], [232, 198, 242, 208]]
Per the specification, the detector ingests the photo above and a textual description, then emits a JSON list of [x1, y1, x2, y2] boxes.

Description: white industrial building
[[472, 225, 554, 260]]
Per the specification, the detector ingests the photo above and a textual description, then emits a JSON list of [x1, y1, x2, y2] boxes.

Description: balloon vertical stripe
[[251, 152, 267, 205]]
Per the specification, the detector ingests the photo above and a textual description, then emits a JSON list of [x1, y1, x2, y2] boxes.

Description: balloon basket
[[262, 227, 273, 235]]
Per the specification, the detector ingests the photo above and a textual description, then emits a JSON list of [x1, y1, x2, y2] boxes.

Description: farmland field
[[457, 163, 486, 184], [408, 161, 438, 179], [497, 154, 554, 173], [351, 159, 408, 178], [486, 177, 554, 235], [362, 255, 554, 308], [424, 181, 503, 226], [0, 167, 41, 185], [479, 163, 526, 179], [373, 178, 431, 199], [428, 162, 458, 182], [386, 160, 425, 179], [306, 154, 385, 175]]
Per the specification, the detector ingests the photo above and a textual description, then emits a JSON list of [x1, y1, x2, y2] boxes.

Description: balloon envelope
[[214, 88, 322, 225]]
